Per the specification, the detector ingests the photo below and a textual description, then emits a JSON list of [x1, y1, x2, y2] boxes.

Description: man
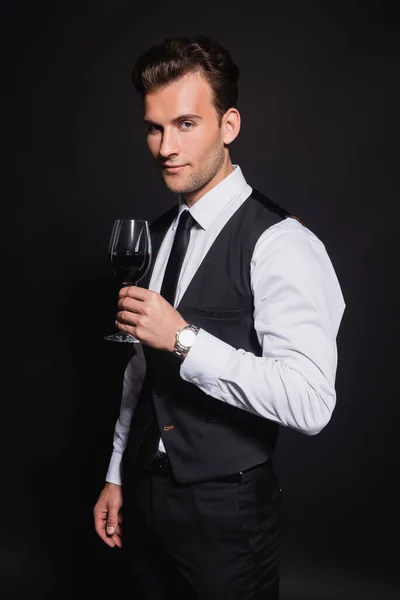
[[93, 35, 345, 599]]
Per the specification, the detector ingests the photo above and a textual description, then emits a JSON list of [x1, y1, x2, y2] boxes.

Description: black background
[[2, 1, 400, 598]]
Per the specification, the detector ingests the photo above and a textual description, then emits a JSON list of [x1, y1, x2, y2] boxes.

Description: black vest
[[122, 188, 292, 484]]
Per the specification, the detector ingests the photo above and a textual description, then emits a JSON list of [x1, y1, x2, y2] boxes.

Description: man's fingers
[[98, 520, 122, 548], [93, 483, 123, 549], [106, 512, 120, 536], [104, 523, 122, 548], [119, 286, 150, 300], [94, 510, 121, 547], [95, 520, 116, 547], [117, 309, 138, 326], [94, 513, 107, 538], [104, 534, 117, 548]]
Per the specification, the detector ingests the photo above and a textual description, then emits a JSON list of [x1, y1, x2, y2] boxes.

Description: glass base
[[104, 331, 140, 343]]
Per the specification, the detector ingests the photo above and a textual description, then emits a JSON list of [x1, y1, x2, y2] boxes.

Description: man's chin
[[161, 176, 188, 194]]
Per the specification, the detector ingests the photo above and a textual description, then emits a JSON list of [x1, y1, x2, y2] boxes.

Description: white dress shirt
[[106, 166, 346, 485]]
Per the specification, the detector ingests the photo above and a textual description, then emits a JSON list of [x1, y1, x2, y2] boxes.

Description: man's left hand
[[116, 286, 188, 352]]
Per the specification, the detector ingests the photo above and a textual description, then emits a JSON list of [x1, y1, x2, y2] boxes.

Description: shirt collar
[[172, 165, 248, 231]]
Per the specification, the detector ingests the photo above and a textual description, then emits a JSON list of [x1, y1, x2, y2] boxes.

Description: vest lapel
[[175, 190, 292, 310], [175, 198, 247, 311]]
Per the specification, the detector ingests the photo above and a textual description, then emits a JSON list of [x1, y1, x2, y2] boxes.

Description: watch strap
[[173, 324, 199, 358]]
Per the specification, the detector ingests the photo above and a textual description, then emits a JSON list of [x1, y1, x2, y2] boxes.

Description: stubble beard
[[160, 140, 226, 196]]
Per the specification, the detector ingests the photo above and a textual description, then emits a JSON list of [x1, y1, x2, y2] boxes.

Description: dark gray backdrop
[[3, 1, 399, 598]]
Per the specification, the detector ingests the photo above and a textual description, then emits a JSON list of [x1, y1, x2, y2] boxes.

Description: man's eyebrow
[[143, 114, 203, 126]]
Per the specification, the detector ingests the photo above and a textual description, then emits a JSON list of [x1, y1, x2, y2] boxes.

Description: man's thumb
[[106, 514, 118, 535]]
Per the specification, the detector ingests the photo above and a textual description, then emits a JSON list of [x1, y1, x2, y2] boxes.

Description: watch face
[[179, 329, 197, 347]]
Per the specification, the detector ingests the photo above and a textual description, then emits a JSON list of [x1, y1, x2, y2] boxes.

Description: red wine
[[110, 251, 150, 284]]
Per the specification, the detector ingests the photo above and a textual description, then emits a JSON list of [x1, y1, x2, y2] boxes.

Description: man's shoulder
[[248, 188, 292, 220], [247, 188, 305, 228]]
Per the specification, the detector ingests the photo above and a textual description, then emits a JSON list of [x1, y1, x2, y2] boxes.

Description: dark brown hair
[[132, 35, 240, 124]]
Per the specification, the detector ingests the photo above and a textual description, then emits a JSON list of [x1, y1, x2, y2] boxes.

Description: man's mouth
[[161, 164, 187, 174]]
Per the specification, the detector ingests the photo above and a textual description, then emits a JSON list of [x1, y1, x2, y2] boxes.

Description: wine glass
[[104, 219, 152, 343]]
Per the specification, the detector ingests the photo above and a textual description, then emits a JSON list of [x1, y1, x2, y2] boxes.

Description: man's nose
[[159, 128, 180, 157]]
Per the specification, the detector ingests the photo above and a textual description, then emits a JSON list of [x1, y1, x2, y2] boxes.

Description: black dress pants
[[121, 459, 282, 600]]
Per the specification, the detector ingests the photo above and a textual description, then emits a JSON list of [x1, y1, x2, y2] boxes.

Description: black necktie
[[135, 209, 195, 468], [160, 209, 196, 306]]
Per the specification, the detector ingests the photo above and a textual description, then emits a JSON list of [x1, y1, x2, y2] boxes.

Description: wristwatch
[[173, 324, 199, 359]]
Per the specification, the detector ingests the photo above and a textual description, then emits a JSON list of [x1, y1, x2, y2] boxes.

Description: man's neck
[[183, 160, 234, 208]]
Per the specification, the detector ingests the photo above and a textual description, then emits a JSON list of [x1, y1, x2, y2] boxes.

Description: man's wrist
[[173, 323, 200, 359]]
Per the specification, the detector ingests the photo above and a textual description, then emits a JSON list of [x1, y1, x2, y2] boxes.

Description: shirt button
[[192, 377, 199, 384]]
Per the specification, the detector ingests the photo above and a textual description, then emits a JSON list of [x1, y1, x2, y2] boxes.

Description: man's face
[[143, 71, 227, 202]]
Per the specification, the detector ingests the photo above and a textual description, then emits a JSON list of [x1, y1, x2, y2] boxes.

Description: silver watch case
[[174, 324, 199, 358]]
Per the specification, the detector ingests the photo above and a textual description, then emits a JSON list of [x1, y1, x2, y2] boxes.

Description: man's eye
[[147, 124, 161, 134], [180, 121, 194, 130]]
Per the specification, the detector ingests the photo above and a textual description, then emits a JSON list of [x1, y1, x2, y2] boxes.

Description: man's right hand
[[93, 482, 123, 548]]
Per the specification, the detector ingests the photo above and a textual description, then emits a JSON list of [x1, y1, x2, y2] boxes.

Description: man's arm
[[180, 218, 346, 435], [94, 344, 146, 547], [105, 343, 147, 484]]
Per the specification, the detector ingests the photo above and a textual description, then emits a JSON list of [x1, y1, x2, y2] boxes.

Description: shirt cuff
[[105, 451, 123, 486], [180, 328, 234, 388]]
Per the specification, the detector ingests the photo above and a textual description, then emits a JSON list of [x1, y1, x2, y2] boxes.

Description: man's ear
[[222, 108, 241, 145]]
